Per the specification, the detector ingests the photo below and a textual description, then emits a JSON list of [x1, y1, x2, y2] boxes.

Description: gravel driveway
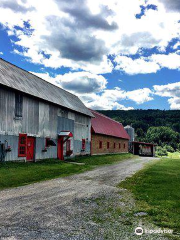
[[0, 157, 171, 240]]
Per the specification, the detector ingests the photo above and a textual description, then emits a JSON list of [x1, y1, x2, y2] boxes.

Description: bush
[[164, 145, 175, 153], [177, 143, 180, 152], [155, 146, 168, 157]]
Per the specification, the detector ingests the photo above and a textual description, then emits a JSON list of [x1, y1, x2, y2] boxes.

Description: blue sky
[[0, 0, 180, 110]]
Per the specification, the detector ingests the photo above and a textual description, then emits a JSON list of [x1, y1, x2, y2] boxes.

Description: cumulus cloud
[[168, 97, 180, 109], [126, 88, 153, 104], [1, 0, 180, 111], [154, 81, 180, 109], [114, 52, 180, 75], [115, 56, 160, 75], [32, 71, 107, 94], [0, 0, 180, 74], [55, 0, 118, 31], [150, 53, 180, 70], [32, 71, 153, 109], [60, 72, 106, 94], [158, 0, 180, 12], [0, 0, 34, 13]]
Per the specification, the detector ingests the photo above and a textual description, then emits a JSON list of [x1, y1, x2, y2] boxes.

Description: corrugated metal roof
[[91, 109, 130, 140], [0, 58, 93, 117]]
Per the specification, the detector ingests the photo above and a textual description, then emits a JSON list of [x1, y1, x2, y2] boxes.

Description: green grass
[[70, 153, 134, 166], [119, 155, 180, 234], [0, 153, 133, 191], [168, 152, 180, 159]]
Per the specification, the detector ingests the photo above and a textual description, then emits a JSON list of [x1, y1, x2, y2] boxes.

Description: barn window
[[124, 143, 126, 149], [99, 141, 102, 149], [45, 138, 50, 147], [114, 142, 116, 149], [82, 139, 86, 150], [18, 133, 27, 157], [119, 143, 121, 149], [66, 140, 71, 152], [107, 142, 110, 149], [15, 93, 23, 117]]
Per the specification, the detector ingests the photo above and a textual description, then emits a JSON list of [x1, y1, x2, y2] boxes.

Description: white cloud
[[0, 0, 180, 74], [126, 88, 153, 104], [150, 53, 180, 70], [0, 52, 3, 55], [154, 81, 180, 109], [32, 71, 107, 94], [32, 71, 153, 109], [115, 56, 160, 75], [168, 97, 180, 109], [114, 53, 180, 75], [79, 93, 134, 110]]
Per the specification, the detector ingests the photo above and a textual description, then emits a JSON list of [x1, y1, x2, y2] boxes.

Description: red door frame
[[26, 137, 35, 162], [58, 137, 64, 160]]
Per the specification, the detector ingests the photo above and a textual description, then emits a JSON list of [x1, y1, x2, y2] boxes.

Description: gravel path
[[0, 157, 171, 240]]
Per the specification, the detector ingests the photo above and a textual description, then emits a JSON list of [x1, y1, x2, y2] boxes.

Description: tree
[[145, 126, 180, 149]]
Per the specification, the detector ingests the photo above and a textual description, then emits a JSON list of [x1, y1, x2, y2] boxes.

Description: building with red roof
[[90, 110, 130, 155]]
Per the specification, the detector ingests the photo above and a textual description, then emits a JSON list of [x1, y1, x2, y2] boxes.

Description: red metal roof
[[90, 110, 130, 140]]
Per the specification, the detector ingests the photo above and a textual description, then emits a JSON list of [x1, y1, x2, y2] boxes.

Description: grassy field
[[0, 153, 133, 191], [168, 152, 180, 159], [119, 152, 180, 235]]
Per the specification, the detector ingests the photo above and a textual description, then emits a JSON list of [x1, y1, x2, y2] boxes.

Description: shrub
[[155, 146, 168, 157], [164, 145, 175, 153]]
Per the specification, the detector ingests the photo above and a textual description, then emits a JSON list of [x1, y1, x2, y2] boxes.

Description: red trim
[[58, 137, 64, 160], [18, 133, 27, 157], [59, 131, 73, 137], [26, 137, 35, 161], [107, 142, 110, 149]]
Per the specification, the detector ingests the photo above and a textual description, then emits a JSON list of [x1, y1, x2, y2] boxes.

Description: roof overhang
[[58, 131, 73, 137], [132, 141, 157, 146]]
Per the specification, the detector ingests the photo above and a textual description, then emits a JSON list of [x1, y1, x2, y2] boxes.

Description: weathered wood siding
[[0, 86, 91, 160]]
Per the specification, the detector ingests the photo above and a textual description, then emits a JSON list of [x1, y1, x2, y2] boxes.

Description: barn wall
[[0, 86, 91, 161], [91, 134, 129, 155]]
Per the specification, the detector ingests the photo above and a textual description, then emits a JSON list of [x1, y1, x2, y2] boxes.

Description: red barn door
[[26, 137, 35, 161], [58, 137, 64, 160]]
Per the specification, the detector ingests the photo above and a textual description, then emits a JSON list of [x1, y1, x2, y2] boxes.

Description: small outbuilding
[[132, 141, 156, 157], [90, 110, 130, 155]]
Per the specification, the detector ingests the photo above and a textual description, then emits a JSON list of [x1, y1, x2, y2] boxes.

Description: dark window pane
[[15, 93, 23, 117]]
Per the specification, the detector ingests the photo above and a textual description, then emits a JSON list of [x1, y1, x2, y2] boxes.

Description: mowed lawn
[[0, 153, 133, 191], [119, 153, 180, 234]]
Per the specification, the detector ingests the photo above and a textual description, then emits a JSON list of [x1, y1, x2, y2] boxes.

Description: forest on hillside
[[98, 110, 180, 154]]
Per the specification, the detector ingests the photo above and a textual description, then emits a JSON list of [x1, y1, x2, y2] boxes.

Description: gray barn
[[0, 58, 93, 162]]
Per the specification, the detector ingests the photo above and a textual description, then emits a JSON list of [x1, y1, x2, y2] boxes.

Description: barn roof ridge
[[0, 58, 78, 98], [0, 58, 93, 117]]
